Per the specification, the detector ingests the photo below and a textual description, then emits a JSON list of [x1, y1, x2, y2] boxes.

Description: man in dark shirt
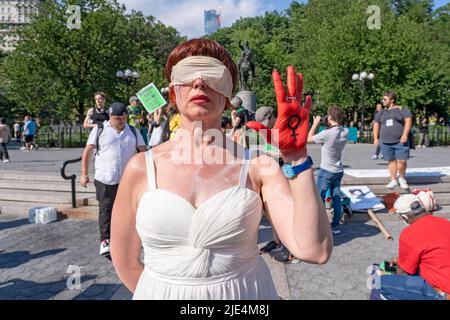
[[83, 92, 109, 128], [373, 91, 412, 190]]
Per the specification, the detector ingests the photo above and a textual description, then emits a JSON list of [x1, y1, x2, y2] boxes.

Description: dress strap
[[144, 150, 156, 191], [239, 149, 252, 187]]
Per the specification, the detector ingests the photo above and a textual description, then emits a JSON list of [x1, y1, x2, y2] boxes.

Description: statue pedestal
[[236, 91, 256, 113]]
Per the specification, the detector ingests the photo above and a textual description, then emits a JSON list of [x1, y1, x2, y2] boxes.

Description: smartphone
[[383, 260, 397, 272]]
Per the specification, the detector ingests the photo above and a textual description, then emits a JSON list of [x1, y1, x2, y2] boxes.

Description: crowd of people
[[0, 115, 40, 163], [1, 38, 448, 301]]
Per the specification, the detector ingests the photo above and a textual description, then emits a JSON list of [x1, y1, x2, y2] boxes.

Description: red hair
[[165, 39, 238, 107]]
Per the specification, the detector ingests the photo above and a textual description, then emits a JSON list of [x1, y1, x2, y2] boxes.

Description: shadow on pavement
[[0, 248, 66, 269], [0, 218, 29, 232], [257, 227, 274, 245], [258, 213, 382, 248], [73, 283, 132, 300], [0, 275, 96, 300], [1, 160, 56, 163], [332, 221, 381, 246]]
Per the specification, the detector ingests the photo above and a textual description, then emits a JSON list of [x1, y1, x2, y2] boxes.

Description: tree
[[289, 0, 449, 118], [1, 0, 448, 125], [1, 0, 183, 124], [209, 11, 294, 109], [391, 0, 434, 22]]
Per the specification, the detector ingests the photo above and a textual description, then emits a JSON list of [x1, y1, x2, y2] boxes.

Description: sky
[[119, 0, 449, 38]]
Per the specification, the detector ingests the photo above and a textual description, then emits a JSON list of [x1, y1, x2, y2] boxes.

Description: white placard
[[341, 186, 385, 212]]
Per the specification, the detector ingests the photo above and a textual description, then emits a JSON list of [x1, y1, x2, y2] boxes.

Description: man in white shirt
[[81, 102, 147, 257]]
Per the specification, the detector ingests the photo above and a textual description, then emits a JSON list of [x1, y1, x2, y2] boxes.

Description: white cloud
[[119, 0, 266, 38]]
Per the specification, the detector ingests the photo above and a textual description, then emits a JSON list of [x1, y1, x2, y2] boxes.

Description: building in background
[[204, 9, 220, 35], [0, 0, 41, 52]]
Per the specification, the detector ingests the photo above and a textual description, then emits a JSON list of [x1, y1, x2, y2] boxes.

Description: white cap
[[394, 194, 419, 214], [394, 191, 436, 214], [417, 190, 436, 212]]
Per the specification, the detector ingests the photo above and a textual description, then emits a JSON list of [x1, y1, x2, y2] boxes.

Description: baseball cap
[[255, 106, 274, 126], [230, 96, 242, 108], [394, 191, 437, 215], [129, 96, 139, 103], [107, 102, 129, 116], [394, 194, 419, 214], [416, 190, 436, 212]]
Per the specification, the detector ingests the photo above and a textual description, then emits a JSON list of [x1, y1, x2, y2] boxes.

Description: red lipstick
[[190, 94, 211, 103]]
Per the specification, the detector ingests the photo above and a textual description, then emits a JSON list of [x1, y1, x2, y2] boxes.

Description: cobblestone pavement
[[1, 214, 406, 300]]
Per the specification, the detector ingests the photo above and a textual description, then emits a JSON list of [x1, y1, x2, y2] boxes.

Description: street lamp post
[[116, 69, 140, 102], [352, 71, 374, 139]]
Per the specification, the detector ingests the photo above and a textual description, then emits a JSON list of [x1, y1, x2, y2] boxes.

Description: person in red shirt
[[371, 191, 450, 300]]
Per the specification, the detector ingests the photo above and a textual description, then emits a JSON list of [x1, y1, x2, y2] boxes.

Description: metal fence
[[35, 124, 92, 148], [358, 125, 450, 146], [32, 124, 450, 148]]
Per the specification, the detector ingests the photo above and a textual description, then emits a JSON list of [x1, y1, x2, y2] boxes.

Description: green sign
[[264, 143, 279, 153], [136, 83, 167, 114]]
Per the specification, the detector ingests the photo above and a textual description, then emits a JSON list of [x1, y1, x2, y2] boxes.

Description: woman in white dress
[[110, 39, 333, 300]]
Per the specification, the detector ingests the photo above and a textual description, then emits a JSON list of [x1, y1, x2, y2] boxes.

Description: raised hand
[[247, 66, 312, 158]]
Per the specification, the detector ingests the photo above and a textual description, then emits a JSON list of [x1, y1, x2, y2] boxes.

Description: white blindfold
[[170, 56, 233, 100]]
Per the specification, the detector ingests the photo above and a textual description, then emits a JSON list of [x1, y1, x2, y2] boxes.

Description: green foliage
[[0, 0, 448, 125], [391, 0, 434, 22], [209, 11, 294, 110], [209, 0, 448, 119], [0, 0, 184, 124]]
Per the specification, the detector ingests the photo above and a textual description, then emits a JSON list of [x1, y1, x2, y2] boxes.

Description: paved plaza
[[0, 213, 407, 300], [1, 142, 449, 173]]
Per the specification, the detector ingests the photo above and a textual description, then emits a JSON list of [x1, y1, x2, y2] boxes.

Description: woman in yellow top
[[168, 111, 181, 140]]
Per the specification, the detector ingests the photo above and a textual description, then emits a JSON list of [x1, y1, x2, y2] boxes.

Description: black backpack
[[237, 108, 255, 125], [95, 122, 139, 155]]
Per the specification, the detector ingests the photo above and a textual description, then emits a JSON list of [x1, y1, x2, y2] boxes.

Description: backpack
[[95, 122, 139, 155], [161, 113, 172, 143], [237, 108, 255, 125]]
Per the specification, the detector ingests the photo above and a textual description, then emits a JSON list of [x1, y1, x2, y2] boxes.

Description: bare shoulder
[[121, 152, 149, 202], [126, 152, 147, 176], [149, 140, 174, 160]]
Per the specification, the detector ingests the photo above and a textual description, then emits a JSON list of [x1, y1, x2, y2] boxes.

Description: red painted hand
[[247, 66, 312, 157]]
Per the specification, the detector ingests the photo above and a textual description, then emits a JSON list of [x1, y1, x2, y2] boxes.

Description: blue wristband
[[282, 156, 313, 179]]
